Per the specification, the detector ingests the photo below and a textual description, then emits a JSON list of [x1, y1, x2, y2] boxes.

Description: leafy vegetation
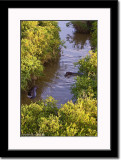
[[67, 21, 97, 49], [72, 51, 97, 99], [21, 96, 58, 135], [21, 21, 97, 136], [21, 21, 62, 90], [90, 21, 97, 49], [21, 50, 97, 136], [21, 96, 97, 136]]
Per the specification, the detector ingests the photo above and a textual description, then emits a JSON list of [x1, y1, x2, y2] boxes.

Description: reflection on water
[[21, 21, 91, 107], [66, 33, 90, 50]]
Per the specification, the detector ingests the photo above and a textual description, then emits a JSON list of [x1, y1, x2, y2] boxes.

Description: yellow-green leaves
[[21, 97, 59, 135], [71, 51, 97, 99], [21, 21, 62, 90], [21, 96, 97, 136], [21, 21, 97, 136], [70, 50, 97, 136]]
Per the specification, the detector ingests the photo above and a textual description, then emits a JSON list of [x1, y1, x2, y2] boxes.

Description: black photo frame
[[1, 0, 118, 158]]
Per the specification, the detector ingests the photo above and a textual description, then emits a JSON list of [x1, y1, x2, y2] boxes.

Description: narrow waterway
[[21, 21, 91, 108]]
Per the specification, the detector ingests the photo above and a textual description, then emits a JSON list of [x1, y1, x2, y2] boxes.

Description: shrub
[[21, 96, 97, 136], [21, 103, 43, 135], [90, 21, 97, 49], [21, 21, 62, 90], [21, 96, 58, 135], [21, 21, 97, 136], [58, 97, 97, 136], [38, 115, 60, 136], [71, 51, 97, 99], [67, 21, 97, 49]]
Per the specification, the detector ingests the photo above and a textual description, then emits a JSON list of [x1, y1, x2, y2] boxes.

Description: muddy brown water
[[21, 21, 91, 108]]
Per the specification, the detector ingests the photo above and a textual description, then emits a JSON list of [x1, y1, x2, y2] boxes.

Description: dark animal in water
[[64, 72, 84, 78], [27, 86, 38, 99]]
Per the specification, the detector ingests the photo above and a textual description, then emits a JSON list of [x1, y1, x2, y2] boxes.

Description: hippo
[[64, 72, 84, 78], [27, 86, 38, 99]]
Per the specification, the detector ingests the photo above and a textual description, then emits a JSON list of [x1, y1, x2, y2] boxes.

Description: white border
[[8, 8, 110, 150]]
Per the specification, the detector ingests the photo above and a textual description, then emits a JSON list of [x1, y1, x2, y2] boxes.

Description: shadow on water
[[21, 21, 92, 107]]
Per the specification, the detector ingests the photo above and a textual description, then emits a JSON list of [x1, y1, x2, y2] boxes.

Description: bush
[[21, 96, 97, 136], [21, 21, 62, 90], [90, 21, 97, 49], [58, 97, 97, 136], [71, 51, 97, 99], [21, 103, 43, 135], [21, 96, 58, 135], [21, 21, 97, 136], [67, 21, 97, 49]]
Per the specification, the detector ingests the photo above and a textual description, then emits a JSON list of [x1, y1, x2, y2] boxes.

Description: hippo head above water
[[64, 72, 73, 77], [64, 72, 84, 78]]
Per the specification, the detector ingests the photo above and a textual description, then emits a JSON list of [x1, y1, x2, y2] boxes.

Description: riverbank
[[21, 51, 97, 136], [21, 21, 63, 91], [21, 21, 97, 136], [21, 21, 91, 106]]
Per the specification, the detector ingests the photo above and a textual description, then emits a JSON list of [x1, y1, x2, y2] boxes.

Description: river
[[21, 21, 91, 108]]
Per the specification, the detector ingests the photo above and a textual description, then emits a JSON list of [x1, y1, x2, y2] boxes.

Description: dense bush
[[21, 96, 97, 136], [21, 21, 62, 90], [90, 21, 97, 49], [21, 96, 58, 135], [71, 51, 97, 99], [21, 21, 97, 136], [21, 50, 97, 136]]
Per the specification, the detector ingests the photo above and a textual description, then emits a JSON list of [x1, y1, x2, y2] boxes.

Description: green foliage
[[21, 21, 97, 136], [68, 21, 97, 49], [58, 97, 97, 136], [21, 21, 62, 90], [21, 96, 58, 135], [21, 103, 43, 135], [21, 96, 97, 136], [38, 115, 60, 136], [90, 21, 97, 49], [21, 50, 97, 136], [72, 51, 97, 99]]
